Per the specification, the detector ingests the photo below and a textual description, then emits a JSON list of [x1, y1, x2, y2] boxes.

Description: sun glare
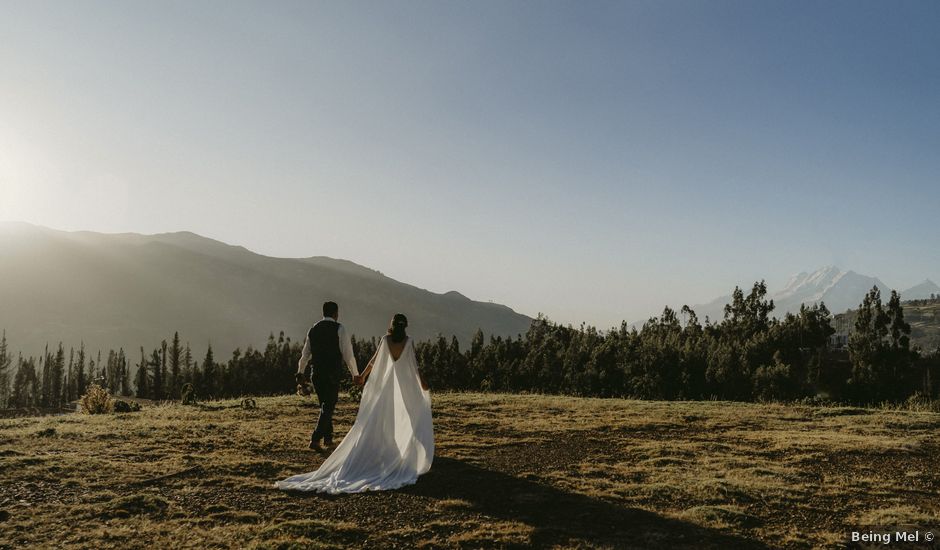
[[0, 131, 61, 222]]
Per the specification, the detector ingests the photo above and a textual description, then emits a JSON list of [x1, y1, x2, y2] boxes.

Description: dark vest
[[308, 319, 343, 375]]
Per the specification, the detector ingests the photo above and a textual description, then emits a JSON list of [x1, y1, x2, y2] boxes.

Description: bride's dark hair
[[387, 313, 408, 343]]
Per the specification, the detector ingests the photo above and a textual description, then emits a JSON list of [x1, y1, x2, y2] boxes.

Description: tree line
[[905, 294, 940, 307], [1, 282, 937, 408], [417, 283, 933, 403]]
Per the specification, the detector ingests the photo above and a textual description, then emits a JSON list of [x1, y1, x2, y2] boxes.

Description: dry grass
[[1, 393, 938, 549]]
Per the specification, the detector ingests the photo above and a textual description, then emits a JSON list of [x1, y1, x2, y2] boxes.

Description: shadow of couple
[[300, 455, 769, 549]]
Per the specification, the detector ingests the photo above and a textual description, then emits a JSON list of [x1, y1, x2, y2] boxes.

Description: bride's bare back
[[387, 337, 407, 361]]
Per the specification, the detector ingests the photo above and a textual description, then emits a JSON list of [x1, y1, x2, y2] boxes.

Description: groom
[[296, 301, 362, 451]]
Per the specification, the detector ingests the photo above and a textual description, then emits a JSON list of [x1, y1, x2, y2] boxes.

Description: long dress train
[[275, 336, 434, 493]]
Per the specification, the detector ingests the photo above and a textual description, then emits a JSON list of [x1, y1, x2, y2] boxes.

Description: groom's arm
[[338, 324, 360, 377], [297, 336, 311, 375]]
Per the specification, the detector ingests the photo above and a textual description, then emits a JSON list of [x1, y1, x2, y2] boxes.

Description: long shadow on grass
[[401, 456, 768, 549]]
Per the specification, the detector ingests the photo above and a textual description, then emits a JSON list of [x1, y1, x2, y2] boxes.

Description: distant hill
[[833, 298, 940, 352], [0, 222, 532, 356], [902, 279, 940, 300]]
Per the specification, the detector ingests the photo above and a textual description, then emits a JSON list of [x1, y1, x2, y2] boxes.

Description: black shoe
[[308, 436, 323, 451], [324, 437, 334, 448]]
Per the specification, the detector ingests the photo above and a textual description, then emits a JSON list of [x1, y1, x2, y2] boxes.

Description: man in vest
[[296, 301, 361, 451]]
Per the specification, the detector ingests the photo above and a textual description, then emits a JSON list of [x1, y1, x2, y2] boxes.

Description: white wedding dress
[[276, 336, 434, 493]]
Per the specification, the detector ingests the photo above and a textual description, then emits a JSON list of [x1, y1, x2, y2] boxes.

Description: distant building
[[829, 333, 848, 349]]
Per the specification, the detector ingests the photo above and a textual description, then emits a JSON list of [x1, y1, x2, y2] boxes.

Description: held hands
[[295, 372, 313, 397], [352, 374, 365, 387]]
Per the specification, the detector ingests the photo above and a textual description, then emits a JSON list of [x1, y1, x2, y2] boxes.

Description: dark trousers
[[311, 367, 340, 442]]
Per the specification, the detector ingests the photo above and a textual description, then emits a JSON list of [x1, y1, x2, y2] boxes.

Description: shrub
[[180, 383, 196, 405], [904, 392, 940, 412], [112, 399, 141, 413], [80, 384, 114, 415], [753, 361, 799, 401]]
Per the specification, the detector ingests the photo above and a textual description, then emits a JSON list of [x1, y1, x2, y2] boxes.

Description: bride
[[276, 314, 434, 493]]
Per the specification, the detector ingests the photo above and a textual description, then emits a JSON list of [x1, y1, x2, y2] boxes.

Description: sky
[[2, 1, 939, 328]]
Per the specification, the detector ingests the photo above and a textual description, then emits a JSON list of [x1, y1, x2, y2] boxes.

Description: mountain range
[[687, 266, 939, 324], [3, 222, 937, 358], [0, 222, 532, 357]]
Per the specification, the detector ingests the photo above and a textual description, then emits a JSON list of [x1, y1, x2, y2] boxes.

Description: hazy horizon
[[3, 1, 939, 328], [3, 219, 935, 328]]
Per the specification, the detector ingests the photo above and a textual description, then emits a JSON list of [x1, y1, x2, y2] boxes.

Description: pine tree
[[152, 345, 164, 401], [0, 330, 11, 407], [9, 355, 24, 408], [50, 344, 65, 408], [104, 350, 116, 394], [887, 290, 911, 352], [848, 286, 891, 401], [87, 355, 96, 389], [11, 355, 39, 407], [183, 343, 194, 386], [200, 345, 215, 399], [885, 290, 916, 399], [168, 332, 182, 399], [65, 347, 75, 404], [119, 348, 132, 396], [160, 340, 168, 398], [75, 343, 86, 397], [40, 345, 51, 407], [29, 356, 40, 407], [135, 347, 149, 398]]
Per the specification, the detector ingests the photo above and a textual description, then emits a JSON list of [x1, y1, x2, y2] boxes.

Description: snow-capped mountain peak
[[776, 265, 847, 303], [688, 266, 893, 322]]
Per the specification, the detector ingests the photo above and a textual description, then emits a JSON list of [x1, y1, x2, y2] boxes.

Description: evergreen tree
[[885, 290, 916, 399], [0, 330, 11, 407], [29, 356, 41, 407], [49, 344, 65, 408], [65, 347, 75, 403], [40, 345, 51, 407], [104, 350, 117, 394], [168, 332, 182, 399], [199, 345, 216, 399], [87, 356, 97, 388], [11, 356, 39, 407], [75, 343, 86, 397], [848, 286, 891, 401], [135, 347, 149, 398], [119, 348, 132, 396], [152, 343, 165, 401], [161, 340, 168, 396], [183, 343, 194, 387], [887, 290, 911, 352]]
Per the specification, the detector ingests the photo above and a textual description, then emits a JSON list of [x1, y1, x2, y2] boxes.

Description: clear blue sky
[[2, 1, 939, 327]]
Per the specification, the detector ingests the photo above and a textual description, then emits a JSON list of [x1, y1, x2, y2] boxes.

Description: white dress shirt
[[297, 317, 360, 377]]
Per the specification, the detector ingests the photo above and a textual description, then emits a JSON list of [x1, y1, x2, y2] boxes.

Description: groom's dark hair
[[323, 301, 339, 318]]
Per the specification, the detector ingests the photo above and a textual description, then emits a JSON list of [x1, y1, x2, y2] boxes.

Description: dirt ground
[[1, 392, 939, 549]]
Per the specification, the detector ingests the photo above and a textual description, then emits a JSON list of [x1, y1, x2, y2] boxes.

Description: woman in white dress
[[276, 314, 434, 493]]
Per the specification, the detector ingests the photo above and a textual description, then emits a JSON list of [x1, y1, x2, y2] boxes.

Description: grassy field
[[1, 393, 939, 549]]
